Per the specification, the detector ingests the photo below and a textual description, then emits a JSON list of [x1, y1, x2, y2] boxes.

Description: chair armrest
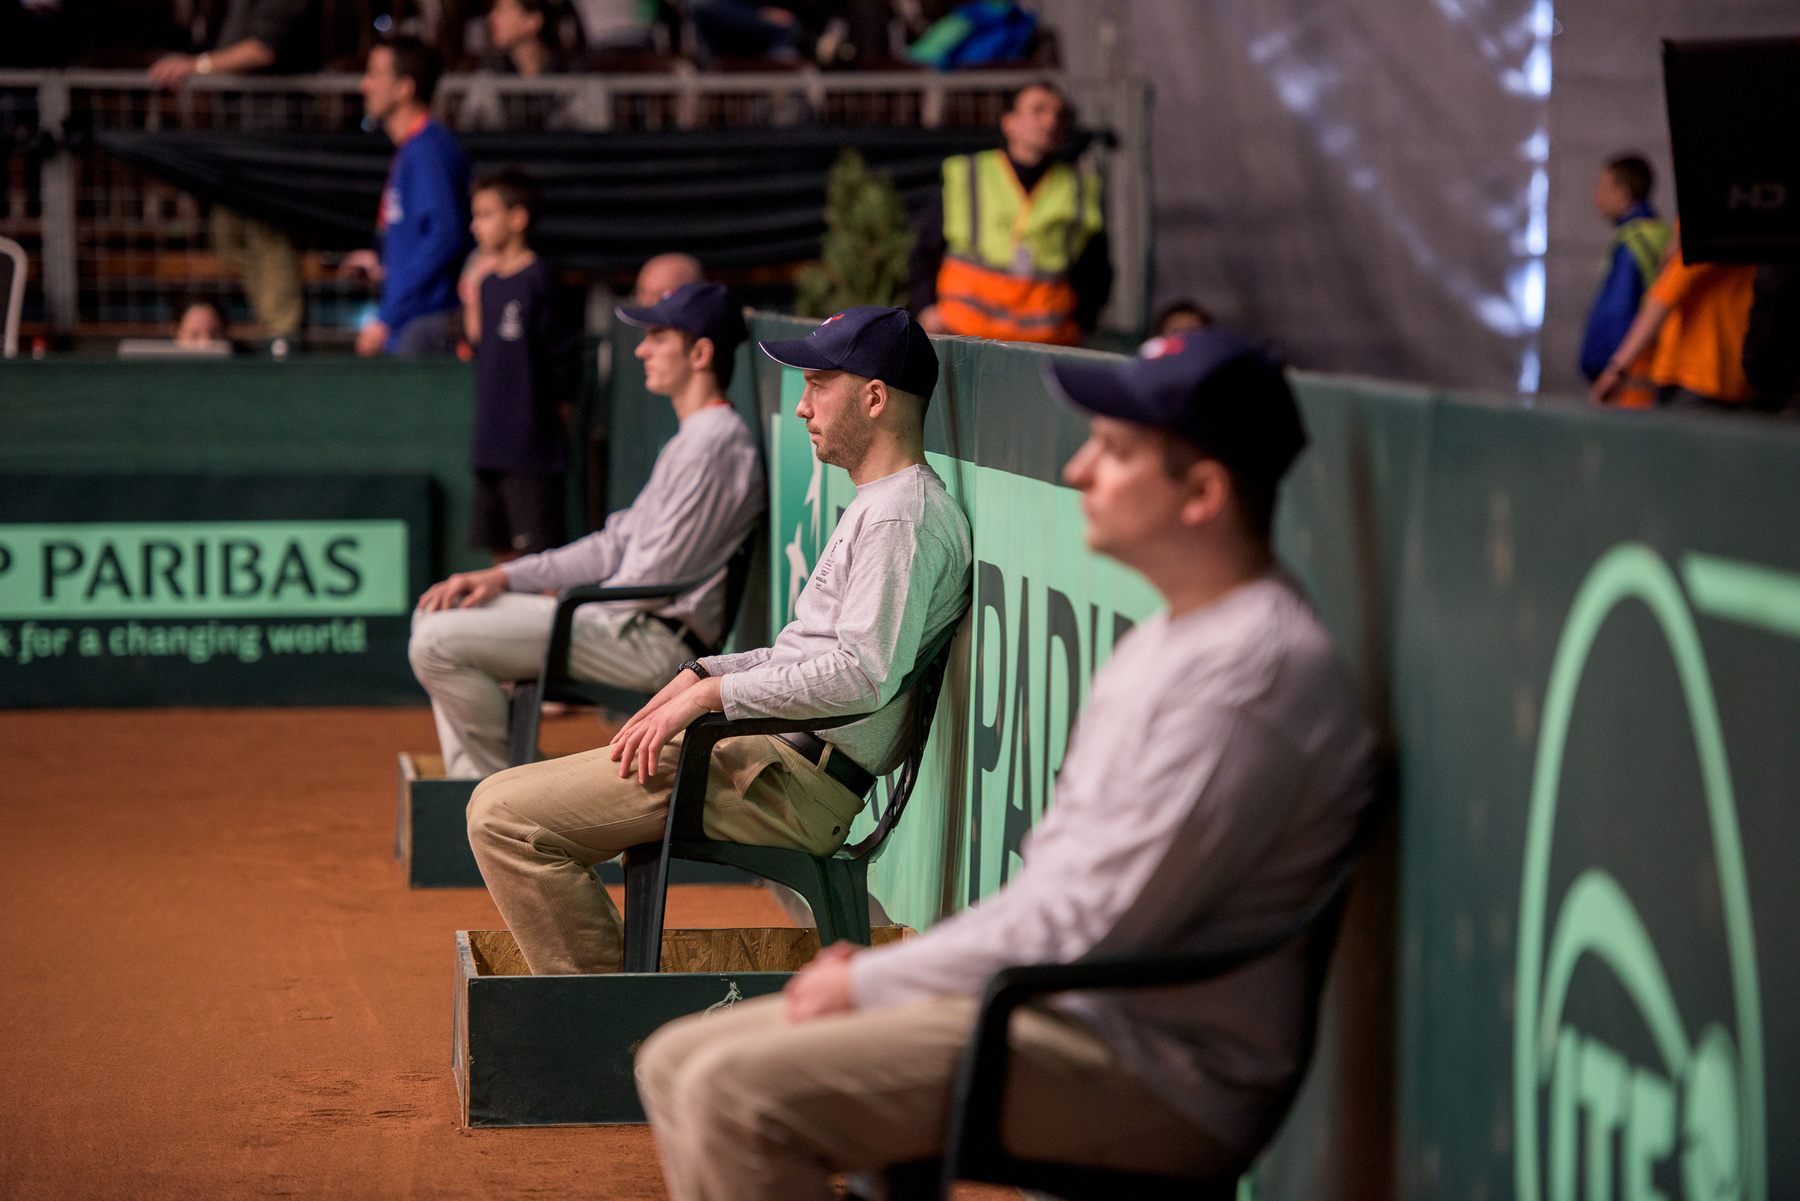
[[662, 709, 869, 841], [556, 581, 707, 605], [662, 612, 970, 843], [538, 576, 714, 695], [943, 855, 1364, 1191]]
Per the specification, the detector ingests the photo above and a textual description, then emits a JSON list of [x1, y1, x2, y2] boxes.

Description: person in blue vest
[[1578, 154, 1672, 383], [341, 38, 471, 358]]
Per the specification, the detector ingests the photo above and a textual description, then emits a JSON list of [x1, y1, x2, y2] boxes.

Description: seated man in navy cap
[[635, 329, 1376, 1198], [467, 306, 973, 975], [410, 281, 764, 779]]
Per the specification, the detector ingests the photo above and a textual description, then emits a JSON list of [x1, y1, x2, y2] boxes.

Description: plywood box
[[453, 926, 911, 1126], [396, 751, 482, 887]]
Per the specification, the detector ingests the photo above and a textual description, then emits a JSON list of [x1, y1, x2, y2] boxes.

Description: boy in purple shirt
[[460, 168, 578, 560]]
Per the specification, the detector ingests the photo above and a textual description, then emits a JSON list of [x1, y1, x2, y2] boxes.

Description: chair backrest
[[844, 607, 967, 859], [706, 525, 760, 655], [0, 236, 25, 359]]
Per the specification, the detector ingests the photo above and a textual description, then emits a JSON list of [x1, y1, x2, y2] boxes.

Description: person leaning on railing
[[635, 329, 1377, 1199], [464, 306, 973, 977], [148, 0, 320, 346]]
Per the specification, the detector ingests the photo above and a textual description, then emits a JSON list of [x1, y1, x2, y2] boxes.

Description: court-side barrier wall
[[732, 313, 1800, 1200], [0, 357, 484, 704]]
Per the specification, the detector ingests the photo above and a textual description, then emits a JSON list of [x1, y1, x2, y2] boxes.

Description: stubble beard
[[815, 417, 875, 473]]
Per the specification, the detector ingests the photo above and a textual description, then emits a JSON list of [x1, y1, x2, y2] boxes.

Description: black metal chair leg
[[812, 857, 872, 947], [507, 680, 543, 767], [622, 841, 670, 972]]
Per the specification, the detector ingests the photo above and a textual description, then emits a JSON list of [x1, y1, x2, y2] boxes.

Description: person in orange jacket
[[1590, 224, 1759, 410]]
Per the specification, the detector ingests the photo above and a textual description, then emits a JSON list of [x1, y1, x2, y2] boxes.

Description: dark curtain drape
[[96, 126, 1004, 271]]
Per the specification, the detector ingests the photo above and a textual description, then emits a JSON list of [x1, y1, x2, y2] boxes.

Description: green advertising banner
[[0, 521, 408, 619], [0, 474, 433, 706], [1364, 407, 1800, 1201]]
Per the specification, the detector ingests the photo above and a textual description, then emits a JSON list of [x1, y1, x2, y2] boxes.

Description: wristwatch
[[680, 658, 709, 679], [195, 52, 215, 74]]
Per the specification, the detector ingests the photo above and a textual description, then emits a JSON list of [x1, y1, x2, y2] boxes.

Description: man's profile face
[[1062, 416, 1193, 559], [1000, 86, 1067, 165], [636, 326, 700, 397], [795, 369, 874, 470], [1593, 168, 1633, 221], [359, 47, 403, 120]]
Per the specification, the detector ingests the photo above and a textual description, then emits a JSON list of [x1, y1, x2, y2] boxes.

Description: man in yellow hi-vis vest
[[911, 82, 1112, 345]]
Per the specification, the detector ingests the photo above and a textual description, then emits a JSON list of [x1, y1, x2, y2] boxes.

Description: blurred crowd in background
[[1, 0, 1062, 74]]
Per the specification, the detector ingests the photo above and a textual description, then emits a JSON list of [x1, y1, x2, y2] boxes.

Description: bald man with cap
[[467, 306, 972, 977], [634, 328, 1376, 1200], [411, 281, 762, 778]]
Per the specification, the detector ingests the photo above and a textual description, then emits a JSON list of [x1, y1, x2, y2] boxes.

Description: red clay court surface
[[0, 707, 1013, 1200]]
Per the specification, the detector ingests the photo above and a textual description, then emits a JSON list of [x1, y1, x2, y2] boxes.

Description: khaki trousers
[[210, 205, 303, 338], [409, 595, 690, 779], [467, 736, 864, 974], [636, 993, 1238, 1201]]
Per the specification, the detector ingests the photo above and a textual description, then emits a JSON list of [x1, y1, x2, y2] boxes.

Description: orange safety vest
[[934, 150, 1103, 345]]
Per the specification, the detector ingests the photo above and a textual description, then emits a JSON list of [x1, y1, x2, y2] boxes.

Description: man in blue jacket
[[344, 38, 470, 357], [1578, 154, 1672, 382]]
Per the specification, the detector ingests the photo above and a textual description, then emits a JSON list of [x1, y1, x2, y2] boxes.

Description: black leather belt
[[654, 614, 710, 658], [776, 730, 876, 798]]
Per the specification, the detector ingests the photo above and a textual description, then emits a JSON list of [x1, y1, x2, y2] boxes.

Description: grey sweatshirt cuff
[[848, 945, 912, 1011], [703, 646, 772, 681], [716, 670, 756, 720], [499, 556, 550, 592]]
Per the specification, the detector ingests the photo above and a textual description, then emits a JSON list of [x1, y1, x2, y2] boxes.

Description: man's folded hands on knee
[[416, 567, 509, 613], [608, 671, 723, 784], [784, 941, 858, 1021]]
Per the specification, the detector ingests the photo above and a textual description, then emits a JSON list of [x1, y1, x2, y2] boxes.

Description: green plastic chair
[[504, 528, 759, 768], [620, 609, 968, 972]]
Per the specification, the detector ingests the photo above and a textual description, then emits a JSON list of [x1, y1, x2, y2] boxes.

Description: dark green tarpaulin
[[94, 126, 1001, 270]]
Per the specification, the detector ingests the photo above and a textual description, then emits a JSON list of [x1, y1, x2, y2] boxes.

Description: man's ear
[[1180, 458, 1233, 528], [690, 336, 716, 374], [865, 377, 889, 420]]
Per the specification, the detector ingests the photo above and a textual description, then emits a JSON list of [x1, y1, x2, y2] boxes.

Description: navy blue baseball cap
[[1044, 328, 1307, 483], [616, 281, 748, 351], [758, 306, 939, 400]]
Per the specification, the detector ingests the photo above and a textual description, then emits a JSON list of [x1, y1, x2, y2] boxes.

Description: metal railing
[[0, 68, 1149, 345]]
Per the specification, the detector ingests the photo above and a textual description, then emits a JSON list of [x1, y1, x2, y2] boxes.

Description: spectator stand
[[0, 67, 1150, 348]]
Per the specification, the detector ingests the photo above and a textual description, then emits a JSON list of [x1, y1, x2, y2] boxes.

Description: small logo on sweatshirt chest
[[497, 300, 524, 341], [809, 537, 844, 588]]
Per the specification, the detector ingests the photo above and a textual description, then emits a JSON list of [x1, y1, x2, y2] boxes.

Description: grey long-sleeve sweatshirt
[[701, 462, 972, 775], [848, 573, 1376, 1157], [500, 403, 763, 647]]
